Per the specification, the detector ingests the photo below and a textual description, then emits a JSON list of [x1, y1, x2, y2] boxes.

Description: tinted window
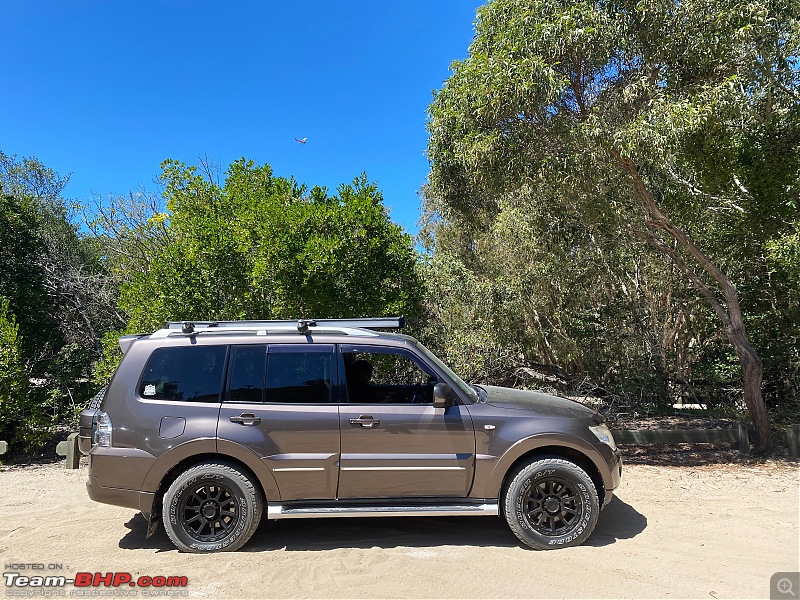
[[228, 345, 267, 403], [265, 345, 332, 404], [342, 347, 438, 404], [139, 345, 227, 403]]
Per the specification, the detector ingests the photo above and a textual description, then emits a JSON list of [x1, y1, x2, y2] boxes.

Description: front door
[[337, 344, 475, 499], [217, 344, 340, 501]]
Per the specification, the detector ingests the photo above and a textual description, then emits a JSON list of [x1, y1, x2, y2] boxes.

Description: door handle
[[230, 413, 261, 426], [349, 416, 380, 428]]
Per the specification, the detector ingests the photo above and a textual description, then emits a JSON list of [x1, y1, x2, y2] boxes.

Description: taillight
[[94, 411, 113, 447]]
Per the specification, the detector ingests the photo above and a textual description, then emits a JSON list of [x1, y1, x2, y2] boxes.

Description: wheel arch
[[140, 441, 280, 518], [481, 434, 611, 505], [499, 446, 605, 507]]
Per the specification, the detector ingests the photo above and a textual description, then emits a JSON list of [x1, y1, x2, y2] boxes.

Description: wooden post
[[56, 432, 80, 469], [787, 425, 800, 459], [737, 422, 750, 456]]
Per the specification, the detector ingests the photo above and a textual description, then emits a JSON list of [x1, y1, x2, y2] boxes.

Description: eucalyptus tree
[[427, 0, 800, 451]]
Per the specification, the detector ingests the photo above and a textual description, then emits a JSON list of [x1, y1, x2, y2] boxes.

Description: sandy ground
[[0, 461, 798, 599]]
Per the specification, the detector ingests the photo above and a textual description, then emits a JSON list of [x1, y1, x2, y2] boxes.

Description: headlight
[[589, 423, 616, 450], [94, 411, 113, 447]]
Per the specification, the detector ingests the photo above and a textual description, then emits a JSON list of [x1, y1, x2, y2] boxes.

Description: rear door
[[337, 344, 475, 499], [217, 344, 340, 501]]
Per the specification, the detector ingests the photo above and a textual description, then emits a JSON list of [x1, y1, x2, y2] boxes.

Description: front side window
[[342, 346, 438, 404], [139, 345, 227, 402]]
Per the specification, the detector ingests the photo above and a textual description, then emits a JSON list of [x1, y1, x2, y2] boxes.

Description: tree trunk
[[728, 324, 772, 453], [616, 154, 773, 453]]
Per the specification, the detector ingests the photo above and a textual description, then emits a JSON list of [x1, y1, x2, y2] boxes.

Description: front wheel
[[503, 457, 599, 550], [162, 461, 262, 553]]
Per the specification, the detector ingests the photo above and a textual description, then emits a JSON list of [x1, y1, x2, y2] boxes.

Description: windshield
[[411, 341, 478, 402]]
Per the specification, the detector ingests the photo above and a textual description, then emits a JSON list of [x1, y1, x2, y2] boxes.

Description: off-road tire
[[503, 456, 599, 550], [162, 461, 262, 553]]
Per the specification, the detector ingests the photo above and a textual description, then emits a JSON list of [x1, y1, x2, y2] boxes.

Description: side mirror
[[433, 382, 452, 409]]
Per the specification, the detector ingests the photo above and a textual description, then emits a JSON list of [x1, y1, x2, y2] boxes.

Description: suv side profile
[[80, 318, 622, 552]]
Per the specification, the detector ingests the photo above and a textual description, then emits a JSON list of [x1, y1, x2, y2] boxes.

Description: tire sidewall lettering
[[164, 466, 257, 552], [507, 461, 599, 549]]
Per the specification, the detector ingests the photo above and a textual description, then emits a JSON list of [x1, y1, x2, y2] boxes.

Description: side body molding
[[216, 438, 281, 500]]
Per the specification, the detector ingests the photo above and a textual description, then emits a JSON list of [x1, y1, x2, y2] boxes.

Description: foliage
[[0, 299, 31, 438], [0, 151, 117, 446], [93, 330, 125, 387], [425, 0, 800, 445], [0, 192, 54, 356], [95, 158, 422, 379]]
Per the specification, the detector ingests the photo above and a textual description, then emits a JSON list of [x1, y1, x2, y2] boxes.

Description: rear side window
[[139, 346, 227, 402], [265, 345, 333, 404], [228, 345, 267, 403]]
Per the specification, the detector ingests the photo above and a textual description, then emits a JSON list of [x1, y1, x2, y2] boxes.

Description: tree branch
[[612, 150, 747, 329], [632, 229, 730, 327]]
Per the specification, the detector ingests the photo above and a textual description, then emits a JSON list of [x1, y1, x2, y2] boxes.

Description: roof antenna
[[297, 319, 316, 333]]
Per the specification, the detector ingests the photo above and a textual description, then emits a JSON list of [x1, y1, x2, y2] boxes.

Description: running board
[[267, 502, 498, 520]]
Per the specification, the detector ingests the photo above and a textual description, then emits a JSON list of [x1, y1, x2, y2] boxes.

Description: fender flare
[[479, 433, 612, 499], [139, 438, 281, 512]]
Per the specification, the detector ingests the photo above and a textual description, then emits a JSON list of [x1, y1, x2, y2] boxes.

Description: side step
[[267, 502, 498, 520]]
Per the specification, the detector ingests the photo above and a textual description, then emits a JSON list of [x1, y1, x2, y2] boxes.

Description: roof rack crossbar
[[163, 316, 405, 333]]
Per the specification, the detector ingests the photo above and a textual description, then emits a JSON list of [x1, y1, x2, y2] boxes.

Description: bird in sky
[[294, 137, 308, 144]]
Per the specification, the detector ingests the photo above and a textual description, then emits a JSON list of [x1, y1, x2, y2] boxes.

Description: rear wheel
[[503, 457, 599, 550], [162, 461, 262, 553]]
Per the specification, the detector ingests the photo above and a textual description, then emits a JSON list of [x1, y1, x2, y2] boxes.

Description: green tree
[[0, 298, 30, 436], [1, 151, 121, 359], [427, 0, 800, 451], [0, 151, 114, 444], [0, 192, 52, 355], [99, 158, 421, 372]]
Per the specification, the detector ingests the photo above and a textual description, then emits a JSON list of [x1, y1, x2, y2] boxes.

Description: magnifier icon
[[778, 578, 796, 597]]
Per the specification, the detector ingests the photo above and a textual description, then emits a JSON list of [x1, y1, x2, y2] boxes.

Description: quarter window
[[139, 346, 227, 403]]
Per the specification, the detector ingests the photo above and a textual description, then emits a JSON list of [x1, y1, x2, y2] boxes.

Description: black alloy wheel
[[179, 482, 240, 542], [522, 476, 580, 536]]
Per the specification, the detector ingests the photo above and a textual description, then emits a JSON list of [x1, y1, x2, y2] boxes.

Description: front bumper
[[602, 448, 623, 506]]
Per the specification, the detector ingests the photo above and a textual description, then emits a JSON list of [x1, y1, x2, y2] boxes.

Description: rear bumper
[[86, 475, 155, 513]]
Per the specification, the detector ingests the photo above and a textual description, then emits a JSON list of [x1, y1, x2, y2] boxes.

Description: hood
[[480, 385, 597, 419]]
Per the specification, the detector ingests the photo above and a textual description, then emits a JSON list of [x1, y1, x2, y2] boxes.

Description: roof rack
[[161, 316, 406, 335]]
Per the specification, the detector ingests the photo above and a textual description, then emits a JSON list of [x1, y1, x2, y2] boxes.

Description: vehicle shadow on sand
[[119, 497, 646, 552], [584, 496, 648, 547]]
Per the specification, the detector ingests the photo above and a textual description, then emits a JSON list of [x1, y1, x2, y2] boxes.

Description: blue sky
[[1, 1, 482, 234]]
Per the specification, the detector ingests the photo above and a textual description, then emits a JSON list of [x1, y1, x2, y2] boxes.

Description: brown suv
[[80, 318, 622, 552]]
